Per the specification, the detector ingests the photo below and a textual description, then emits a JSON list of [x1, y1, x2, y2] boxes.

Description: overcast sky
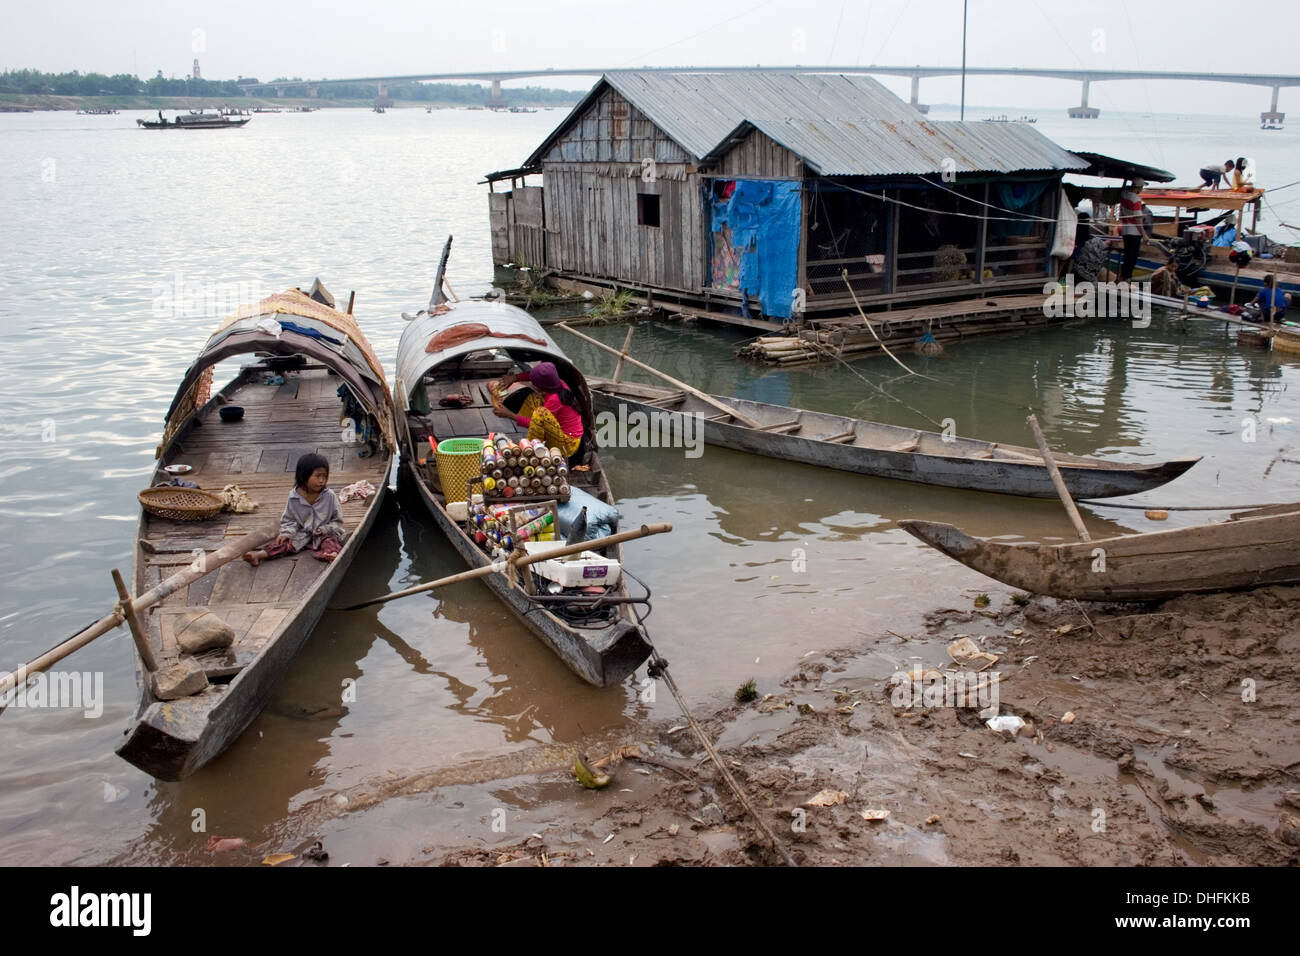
[[4, 0, 1297, 113]]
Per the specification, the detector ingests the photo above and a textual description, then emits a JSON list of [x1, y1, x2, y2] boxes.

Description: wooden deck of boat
[[139, 367, 389, 677]]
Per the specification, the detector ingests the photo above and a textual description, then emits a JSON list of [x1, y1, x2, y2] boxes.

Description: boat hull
[[898, 511, 1300, 601], [589, 384, 1198, 499], [405, 463, 650, 687], [116, 484, 386, 780]]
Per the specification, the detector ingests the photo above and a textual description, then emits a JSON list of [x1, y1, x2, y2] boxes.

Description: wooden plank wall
[[538, 87, 706, 293], [713, 129, 804, 180], [510, 185, 546, 269], [489, 191, 511, 263]]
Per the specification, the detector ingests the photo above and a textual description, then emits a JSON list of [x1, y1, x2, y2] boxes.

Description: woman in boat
[[244, 453, 345, 566], [491, 361, 584, 459]]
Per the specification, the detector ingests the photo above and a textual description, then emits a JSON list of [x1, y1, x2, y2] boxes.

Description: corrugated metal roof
[[519, 71, 1088, 177], [733, 117, 1091, 176]]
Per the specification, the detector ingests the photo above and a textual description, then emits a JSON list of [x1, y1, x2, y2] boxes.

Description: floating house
[[485, 71, 1104, 330]]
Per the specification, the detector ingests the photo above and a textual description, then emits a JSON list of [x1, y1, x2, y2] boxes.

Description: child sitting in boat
[[244, 453, 345, 566], [490, 362, 584, 460]]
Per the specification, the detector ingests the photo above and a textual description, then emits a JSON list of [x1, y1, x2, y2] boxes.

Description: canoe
[[395, 295, 652, 687], [116, 285, 395, 780], [587, 378, 1198, 499], [898, 505, 1300, 601]]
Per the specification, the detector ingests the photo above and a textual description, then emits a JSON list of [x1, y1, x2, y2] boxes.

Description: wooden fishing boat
[[897, 505, 1300, 601], [585, 377, 1198, 499], [116, 284, 395, 780], [395, 254, 653, 687]]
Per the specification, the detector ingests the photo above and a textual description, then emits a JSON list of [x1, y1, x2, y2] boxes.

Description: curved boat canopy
[[160, 289, 396, 455], [396, 299, 594, 431]]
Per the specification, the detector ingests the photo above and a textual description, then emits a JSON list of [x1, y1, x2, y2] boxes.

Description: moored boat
[[585, 377, 1198, 499], [116, 284, 395, 780], [898, 505, 1300, 601], [395, 251, 653, 686]]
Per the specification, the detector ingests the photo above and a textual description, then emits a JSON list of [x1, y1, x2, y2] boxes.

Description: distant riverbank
[[0, 94, 576, 111]]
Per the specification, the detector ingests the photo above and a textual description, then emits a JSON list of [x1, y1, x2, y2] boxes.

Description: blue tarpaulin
[[710, 180, 802, 319]]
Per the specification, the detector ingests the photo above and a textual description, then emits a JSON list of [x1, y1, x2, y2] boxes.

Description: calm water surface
[[0, 106, 1297, 864]]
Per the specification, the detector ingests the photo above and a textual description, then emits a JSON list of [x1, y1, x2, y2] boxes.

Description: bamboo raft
[[737, 293, 1054, 366]]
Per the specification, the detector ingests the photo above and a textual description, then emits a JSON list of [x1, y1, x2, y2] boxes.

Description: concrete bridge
[[241, 65, 1300, 122]]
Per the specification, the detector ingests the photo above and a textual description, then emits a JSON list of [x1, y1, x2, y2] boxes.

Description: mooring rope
[[645, 650, 797, 867]]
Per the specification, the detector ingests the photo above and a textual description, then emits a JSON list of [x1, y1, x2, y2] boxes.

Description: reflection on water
[[0, 109, 1298, 865]]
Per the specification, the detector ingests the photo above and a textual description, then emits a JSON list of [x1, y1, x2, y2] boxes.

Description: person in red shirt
[[1118, 178, 1148, 281], [491, 361, 585, 458]]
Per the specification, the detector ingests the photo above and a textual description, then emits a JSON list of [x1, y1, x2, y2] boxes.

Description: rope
[[831, 179, 1060, 225], [842, 270, 918, 375], [646, 651, 797, 866]]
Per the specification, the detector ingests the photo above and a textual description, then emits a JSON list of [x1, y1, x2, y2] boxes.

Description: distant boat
[[373, 105, 386, 114], [508, 106, 538, 113], [252, 107, 282, 114], [982, 114, 1035, 123], [137, 110, 250, 130], [1262, 120, 1284, 130], [77, 107, 118, 115], [291, 105, 318, 113]]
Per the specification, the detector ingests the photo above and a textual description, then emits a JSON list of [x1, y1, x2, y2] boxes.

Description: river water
[[0, 105, 1297, 865]]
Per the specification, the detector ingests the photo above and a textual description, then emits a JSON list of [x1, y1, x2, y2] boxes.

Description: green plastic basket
[[435, 437, 485, 504]]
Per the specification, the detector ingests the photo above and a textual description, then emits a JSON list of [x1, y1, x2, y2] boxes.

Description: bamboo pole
[[842, 270, 917, 376], [111, 568, 157, 673], [339, 522, 673, 611], [610, 324, 635, 385], [556, 323, 762, 428], [0, 526, 276, 696], [1025, 414, 1090, 542]]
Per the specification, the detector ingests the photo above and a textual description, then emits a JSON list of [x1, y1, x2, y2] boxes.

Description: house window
[[637, 193, 660, 227]]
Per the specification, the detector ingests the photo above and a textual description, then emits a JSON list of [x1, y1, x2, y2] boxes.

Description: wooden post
[[974, 183, 988, 284], [0, 526, 274, 696], [611, 324, 635, 384], [346, 290, 356, 315], [111, 568, 157, 673], [1026, 413, 1091, 542]]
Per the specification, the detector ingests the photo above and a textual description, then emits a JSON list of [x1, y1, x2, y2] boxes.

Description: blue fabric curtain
[[994, 180, 1052, 238], [711, 180, 802, 319]]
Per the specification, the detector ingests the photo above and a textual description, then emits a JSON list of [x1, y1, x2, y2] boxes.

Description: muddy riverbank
[[409, 586, 1300, 867]]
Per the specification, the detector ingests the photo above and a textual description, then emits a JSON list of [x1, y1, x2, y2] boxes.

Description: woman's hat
[[529, 362, 563, 392]]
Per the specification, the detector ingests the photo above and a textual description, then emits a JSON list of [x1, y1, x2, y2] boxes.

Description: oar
[[337, 522, 672, 611], [555, 322, 762, 429], [1025, 414, 1091, 542], [0, 526, 276, 697]]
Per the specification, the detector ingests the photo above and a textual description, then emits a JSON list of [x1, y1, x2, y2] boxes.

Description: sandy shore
[[423, 586, 1300, 867]]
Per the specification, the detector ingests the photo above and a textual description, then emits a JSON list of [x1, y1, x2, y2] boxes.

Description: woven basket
[[139, 487, 225, 521], [435, 437, 486, 505]]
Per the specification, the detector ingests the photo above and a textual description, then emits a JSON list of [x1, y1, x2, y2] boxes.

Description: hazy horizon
[[4, 0, 1298, 116]]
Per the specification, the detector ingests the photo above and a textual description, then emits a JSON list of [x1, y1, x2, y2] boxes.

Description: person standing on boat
[[1199, 160, 1234, 190], [1118, 178, 1148, 281], [491, 362, 584, 459]]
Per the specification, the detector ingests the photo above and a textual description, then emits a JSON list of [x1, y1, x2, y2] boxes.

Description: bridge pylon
[[1068, 78, 1099, 118]]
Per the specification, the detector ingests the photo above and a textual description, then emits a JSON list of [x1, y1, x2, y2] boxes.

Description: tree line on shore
[[0, 69, 578, 104]]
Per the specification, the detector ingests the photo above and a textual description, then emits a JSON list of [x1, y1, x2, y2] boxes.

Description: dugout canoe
[[395, 257, 652, 686], [116, 284, 395, 780], [587, 378, 1198, 499], [897, 505, 1300, 601]]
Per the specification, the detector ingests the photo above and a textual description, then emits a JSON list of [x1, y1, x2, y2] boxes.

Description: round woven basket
[[138, 487, 225, 521]]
